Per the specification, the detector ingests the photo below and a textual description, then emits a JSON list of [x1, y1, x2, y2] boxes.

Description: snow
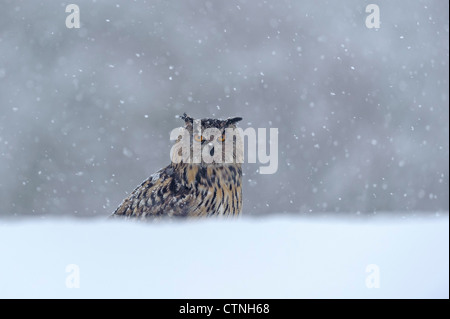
[[0, 215, 448, 298]]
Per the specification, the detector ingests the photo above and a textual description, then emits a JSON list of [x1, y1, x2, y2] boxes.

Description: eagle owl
[[111, 114, 243, 220]]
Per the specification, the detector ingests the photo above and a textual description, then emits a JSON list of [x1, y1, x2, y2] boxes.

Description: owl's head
[[171, 113, 244, 166]]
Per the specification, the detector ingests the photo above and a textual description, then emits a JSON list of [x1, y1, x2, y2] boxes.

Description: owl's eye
[[217, 134, 225, 142], [194, 134, 204, 142]]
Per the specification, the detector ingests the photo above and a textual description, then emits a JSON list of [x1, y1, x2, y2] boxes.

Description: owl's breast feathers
[[111, 163, 242, 219]]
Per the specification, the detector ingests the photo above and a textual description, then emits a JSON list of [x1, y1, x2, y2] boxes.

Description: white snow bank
[[0, 216, 448, 298]]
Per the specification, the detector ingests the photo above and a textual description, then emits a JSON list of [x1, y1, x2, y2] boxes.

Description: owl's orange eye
[[194, 134, 204, 142], [217, 134, 225, 142]]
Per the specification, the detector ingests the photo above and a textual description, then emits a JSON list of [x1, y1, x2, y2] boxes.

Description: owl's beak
[[208, 143, 215, 156]]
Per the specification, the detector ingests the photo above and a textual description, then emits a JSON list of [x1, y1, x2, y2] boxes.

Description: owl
[[111, 113, 244, 220]]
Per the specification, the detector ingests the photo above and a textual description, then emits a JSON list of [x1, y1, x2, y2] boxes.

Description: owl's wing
[[111, 166, 194, 219]]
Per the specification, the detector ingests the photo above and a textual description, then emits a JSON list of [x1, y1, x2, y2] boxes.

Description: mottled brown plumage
[[111, 114, 243, 220]]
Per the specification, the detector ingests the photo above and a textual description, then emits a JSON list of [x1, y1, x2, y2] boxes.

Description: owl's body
[[111, 114, 243, 220]]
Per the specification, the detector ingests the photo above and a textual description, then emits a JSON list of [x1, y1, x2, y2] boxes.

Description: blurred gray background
[[0, 0, 448, 218]]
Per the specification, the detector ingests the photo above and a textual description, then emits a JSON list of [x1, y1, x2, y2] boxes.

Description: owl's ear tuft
[[180, 113, 194, 124], [226, 117, 243, 126]]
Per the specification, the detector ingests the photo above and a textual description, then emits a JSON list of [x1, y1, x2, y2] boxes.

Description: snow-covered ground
[[0, 215, 448, 298]]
